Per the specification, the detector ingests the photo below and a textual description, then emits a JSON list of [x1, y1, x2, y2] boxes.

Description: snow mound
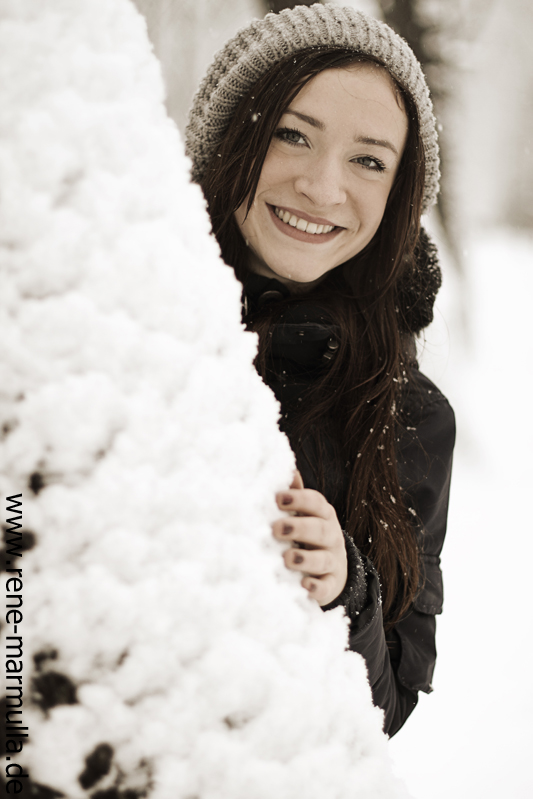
[[0, 1, 408, 797]]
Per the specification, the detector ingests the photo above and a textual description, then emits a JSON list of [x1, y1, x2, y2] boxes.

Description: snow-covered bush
[[0, 1, 408, 797]]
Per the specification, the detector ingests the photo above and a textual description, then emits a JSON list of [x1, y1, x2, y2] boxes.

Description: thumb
[[290, 469, 305, 490]]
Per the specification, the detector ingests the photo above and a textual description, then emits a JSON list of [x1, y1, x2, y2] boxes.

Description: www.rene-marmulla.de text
[[4, 493, 29, 792]]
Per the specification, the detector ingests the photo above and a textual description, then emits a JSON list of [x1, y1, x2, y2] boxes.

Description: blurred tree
[[377, 0, 495, 268], [132, 0, 263, 130], [377, 0, 464, 270]]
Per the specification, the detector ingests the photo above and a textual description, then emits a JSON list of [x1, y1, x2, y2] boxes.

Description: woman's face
[[234, 64, 409, 290]]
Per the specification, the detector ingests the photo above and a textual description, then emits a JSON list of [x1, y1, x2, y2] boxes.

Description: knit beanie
[[185, 3, 440, 213]]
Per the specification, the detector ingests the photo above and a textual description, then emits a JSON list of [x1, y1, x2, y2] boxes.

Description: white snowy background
[[390, 229, 533, 799], [132, 0, 533, 797]]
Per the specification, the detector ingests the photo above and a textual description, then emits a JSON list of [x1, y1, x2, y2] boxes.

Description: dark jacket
[[343, 369, 455, 736], [243, 267, 455, 738]]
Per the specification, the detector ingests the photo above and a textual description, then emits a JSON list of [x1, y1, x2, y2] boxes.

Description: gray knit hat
[[186, 3, 440, 213]]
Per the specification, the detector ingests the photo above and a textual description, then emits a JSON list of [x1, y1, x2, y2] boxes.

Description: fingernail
[[293, 553, 303, 564], [280, 493, 293, 506], [282, 524, 293, 536], [308, 581, 316, 592]]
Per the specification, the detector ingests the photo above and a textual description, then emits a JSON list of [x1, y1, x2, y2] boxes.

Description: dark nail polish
[[280, 494, 293, 506], [294, 553, 303, 564], [282, 524, 293, 536]]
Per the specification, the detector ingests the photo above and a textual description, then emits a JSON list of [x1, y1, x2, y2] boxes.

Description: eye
[[353, 155, 386, 172], [274, 127, 308, 147]]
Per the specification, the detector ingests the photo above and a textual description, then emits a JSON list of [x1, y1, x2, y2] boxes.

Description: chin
[[272, 267, 323, 284], [280, 262, 336, 285]]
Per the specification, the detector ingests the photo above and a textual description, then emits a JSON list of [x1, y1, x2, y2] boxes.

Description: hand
[[272, 471, 348, 606]]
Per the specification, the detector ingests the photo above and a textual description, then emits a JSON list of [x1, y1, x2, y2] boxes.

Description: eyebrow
[[285, 110, 399, 157], [355, 135, 399, 157], [286, 110, 325, 130]]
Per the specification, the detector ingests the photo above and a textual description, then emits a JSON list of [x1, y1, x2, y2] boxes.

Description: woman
[[186, 4, 455, 737]]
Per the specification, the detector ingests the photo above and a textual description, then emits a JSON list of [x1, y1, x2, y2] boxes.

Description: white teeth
[[274, 207, 335, 235]]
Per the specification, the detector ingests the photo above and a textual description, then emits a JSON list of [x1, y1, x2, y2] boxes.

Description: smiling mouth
[[273, 206, 338, 235]]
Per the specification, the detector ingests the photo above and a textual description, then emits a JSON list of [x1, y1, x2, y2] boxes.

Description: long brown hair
[[200, 48, 426, 627]]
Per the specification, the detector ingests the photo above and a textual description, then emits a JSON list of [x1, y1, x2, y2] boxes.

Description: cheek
[[256, 148, 291, 190], [358, 182, 393, 229], [234, 205, 245, 229], [234, 200, 255, 238]]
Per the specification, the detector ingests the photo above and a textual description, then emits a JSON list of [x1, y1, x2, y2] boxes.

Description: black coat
[[244, 268, 456, 738], [344, 369, 455, 736]]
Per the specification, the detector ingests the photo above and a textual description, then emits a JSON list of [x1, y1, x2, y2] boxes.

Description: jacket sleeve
[[325, 370, 456, 737]]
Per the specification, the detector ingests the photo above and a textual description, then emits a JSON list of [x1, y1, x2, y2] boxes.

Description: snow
[[0, 1, 409, 797], [390, 228, 533, 798]]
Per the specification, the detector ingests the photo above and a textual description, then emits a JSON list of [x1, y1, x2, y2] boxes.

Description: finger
[[290, 470, 305, 490], [283, 546, 333, 576], [275, 487, 332, 519], [272, 516, 331, 548], [301, 573, 338, 604]]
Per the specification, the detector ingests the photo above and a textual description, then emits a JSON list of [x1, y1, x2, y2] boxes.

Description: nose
[[293, 154, 347, 209]]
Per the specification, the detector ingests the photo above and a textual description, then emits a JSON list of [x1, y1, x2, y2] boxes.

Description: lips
[[267, 204, 343, 244], [273, 206, 336, 235]]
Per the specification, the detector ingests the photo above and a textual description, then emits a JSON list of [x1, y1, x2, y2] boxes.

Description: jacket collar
[[242, 226, 442, 337], [242, 273, 340, 372]]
